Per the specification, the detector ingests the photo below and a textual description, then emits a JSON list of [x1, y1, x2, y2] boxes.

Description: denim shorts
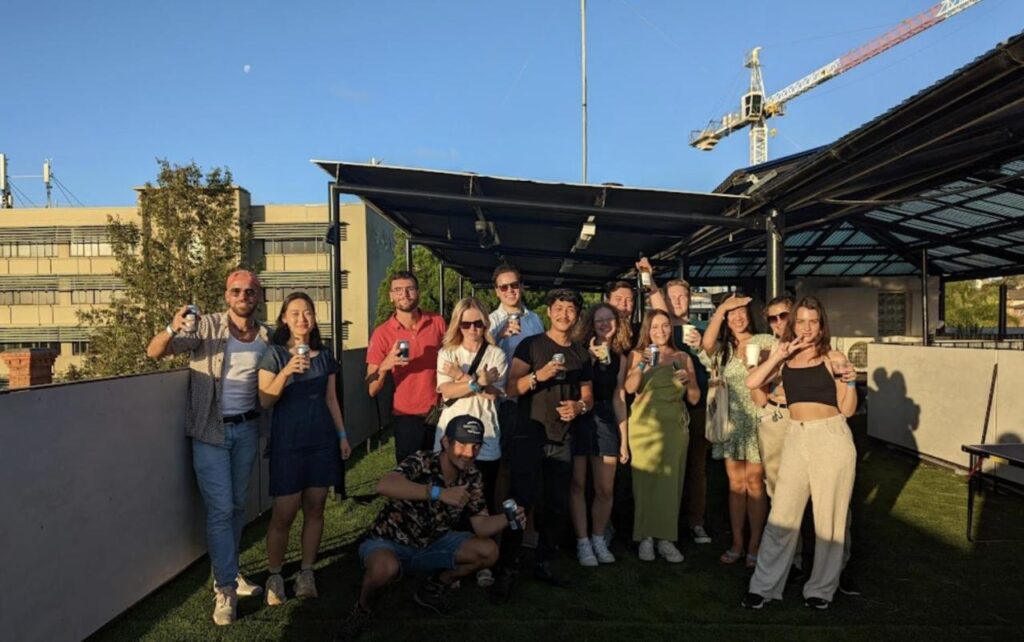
[[358, 530, 473, 575]]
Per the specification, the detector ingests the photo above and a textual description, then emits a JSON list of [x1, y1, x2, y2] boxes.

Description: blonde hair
[[442, 297, 496, 350]]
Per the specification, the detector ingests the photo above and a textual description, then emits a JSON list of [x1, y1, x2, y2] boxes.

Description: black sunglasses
[[767, 311, 791, 323], [460, 320, 486, 330], [228, 287, 257, 298], [497, 281, 521, 292]]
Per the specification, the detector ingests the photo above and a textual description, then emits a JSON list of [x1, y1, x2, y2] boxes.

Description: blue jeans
[[192, 418, 259, 589]]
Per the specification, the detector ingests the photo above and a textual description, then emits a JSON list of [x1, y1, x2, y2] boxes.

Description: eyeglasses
[[390, 286, 419, 294], [460, 320, 486, 330], [496, 281, 521, 292], [228, 288, 257, 298], [767, 311, 790, 323]]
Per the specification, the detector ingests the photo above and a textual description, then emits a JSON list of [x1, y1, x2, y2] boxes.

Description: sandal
[[745, 553, 758, 569], [720, 548, 743, 564]]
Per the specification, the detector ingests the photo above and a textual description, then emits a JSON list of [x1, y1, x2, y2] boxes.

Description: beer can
[[296, 344, 310, 357], [552, 352, 566, 380], [397, 340, 410, 359], [649, 344, 660, 367], [508, 313, 521, 335], [502, 499, 520, 530], [183, 304, 200, 333]]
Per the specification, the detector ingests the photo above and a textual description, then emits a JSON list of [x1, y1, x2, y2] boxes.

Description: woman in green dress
[[625, 310, 700, 563], [700, 294, 776, 568]]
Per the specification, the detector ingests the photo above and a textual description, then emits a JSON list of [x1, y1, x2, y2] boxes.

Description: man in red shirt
[[366, 271, 447, 463]]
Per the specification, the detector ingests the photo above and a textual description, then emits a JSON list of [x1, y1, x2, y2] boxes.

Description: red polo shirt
[[367, 310, 447, 416]]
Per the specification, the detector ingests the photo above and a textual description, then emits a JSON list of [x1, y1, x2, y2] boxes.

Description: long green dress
[[629, 363, 690, 542]]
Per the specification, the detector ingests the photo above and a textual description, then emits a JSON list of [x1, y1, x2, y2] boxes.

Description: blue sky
[[2, 0, 1022, 206]]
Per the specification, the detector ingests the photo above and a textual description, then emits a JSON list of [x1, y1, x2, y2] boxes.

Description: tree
[[944, 277, 1023, 336], [74, 160, 246, 377]]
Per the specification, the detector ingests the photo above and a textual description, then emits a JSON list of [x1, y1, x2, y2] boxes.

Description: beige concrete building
[[0, 188, 394, 380]]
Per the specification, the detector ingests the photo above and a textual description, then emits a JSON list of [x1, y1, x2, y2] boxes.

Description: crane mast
[[690, 0, 984, 166]]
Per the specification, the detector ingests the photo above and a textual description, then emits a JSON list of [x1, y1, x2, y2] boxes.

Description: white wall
[[796, 276, 940, 338], [867, 343, 1024, 485], [0, 371, 271, 642]]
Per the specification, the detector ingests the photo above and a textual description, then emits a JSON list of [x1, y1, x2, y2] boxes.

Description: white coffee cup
[[682, 324, 697, 344], [745, 343, 761, 367]]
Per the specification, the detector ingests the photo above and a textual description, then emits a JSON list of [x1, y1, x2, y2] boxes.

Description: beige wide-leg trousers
[[749, 414, 856, 602], [757, 404, 790, 498]]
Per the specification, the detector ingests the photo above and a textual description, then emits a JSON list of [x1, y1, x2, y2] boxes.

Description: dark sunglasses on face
[[229, 288, 257, 298], [460, 320, 486, 330], [497, 282, 521, 292], [767, 311, 791, 323]]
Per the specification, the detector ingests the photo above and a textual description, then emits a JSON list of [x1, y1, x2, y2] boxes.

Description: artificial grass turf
[[90, 420, 1024, 641]]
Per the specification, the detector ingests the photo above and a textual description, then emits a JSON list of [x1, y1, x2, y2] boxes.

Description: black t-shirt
[[513, 333, 593, 443]]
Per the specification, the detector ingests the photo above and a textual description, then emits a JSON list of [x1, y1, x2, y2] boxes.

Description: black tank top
[[592, 352, 621, 402], [781, 361, 837, 407]]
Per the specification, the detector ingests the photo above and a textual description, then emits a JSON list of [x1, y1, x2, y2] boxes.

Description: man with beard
[[501, 289, 594, 594], [366, 271, 447, 464], [335, 415, 525, 640], [146, 269, 271, 625]]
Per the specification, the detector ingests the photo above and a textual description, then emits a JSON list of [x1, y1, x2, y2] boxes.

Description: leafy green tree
[[74, 160, 246, 377], [944, 277, 1023, 336]]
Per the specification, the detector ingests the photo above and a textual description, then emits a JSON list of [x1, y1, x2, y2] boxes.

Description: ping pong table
[[961, 443, 1024, 542]]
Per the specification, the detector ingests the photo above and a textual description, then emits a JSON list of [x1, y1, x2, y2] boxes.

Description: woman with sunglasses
[[258, 292, 351, 605], [624, 310, 700, 563], [742, 297, 857, 610], [700, 294, 776, 569], [568, 303, 632, 566], [434, 297, 508, 587]]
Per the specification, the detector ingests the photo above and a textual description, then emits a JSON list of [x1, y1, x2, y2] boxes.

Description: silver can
[[648, 344, 660, 367], [552, 352, 566, 380], [296, 344, 310, 357], [502, 499, 520, 530], [508, 313, 521, 335], [182, 304, 200, 333], [397, 340, 410, 360]]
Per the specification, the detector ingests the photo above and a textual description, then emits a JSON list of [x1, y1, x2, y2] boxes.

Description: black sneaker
[[491, 567, 516, 604], [741, 592, 768, 609], [804, 597, 830, 610], [838, 572, 862, 596], [333, 601, 373, 641], [786, 565, 805, 586], [533, 561, 572, 589], [414, 575, 452, 615]]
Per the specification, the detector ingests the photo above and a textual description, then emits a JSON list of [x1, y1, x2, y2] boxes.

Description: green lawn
[[90, 419, 1024, 641]]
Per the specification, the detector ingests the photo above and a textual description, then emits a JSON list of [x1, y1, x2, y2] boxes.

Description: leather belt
[[767, 399, 788, 409], [223, 409, 260, 424]]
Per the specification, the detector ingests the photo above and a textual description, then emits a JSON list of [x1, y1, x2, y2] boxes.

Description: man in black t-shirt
[[498, 289, 594, 597]]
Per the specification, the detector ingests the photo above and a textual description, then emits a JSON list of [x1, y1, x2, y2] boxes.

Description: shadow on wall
[[864, 368, 920, 516]]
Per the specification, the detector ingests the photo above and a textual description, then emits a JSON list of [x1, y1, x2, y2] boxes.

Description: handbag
[[424, 345, 489, 429], [705, 354, 735, 444]]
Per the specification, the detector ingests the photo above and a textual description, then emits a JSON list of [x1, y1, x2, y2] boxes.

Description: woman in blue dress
[[258, 292, 351, 605]]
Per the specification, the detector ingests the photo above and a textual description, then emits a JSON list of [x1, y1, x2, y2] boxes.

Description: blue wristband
[[337, 430, 347, 439], [429, 485, 442, 502], [846, 381, 856, 388], [468, 378, 482, 393]]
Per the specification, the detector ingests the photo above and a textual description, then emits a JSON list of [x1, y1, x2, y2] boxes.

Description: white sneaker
[[576, 538, 599, 567], [212, 574, 264, 597], [212, 587, 237, 626], [294, 569, 318, 599], [638, 538, 655, 562], [266, 573, 287, 606], [476, 569, 495, 587], [590, 534, 616, 563], [657, 540, 685, 563], [691, 525, 712, 545]]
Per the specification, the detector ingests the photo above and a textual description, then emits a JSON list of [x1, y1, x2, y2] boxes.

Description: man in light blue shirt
[[488, 265, 545, 365]]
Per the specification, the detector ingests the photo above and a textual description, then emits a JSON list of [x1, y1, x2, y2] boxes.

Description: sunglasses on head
[[228, 287, 257, 297], [767, 311, 791, 323], [460, 320, 486, 330], [497, 281, 521, 292]]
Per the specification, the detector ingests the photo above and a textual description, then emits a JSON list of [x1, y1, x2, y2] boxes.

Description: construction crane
[[689, 0, 983, 166]]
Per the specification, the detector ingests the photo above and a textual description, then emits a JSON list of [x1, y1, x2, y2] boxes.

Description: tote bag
[[705, 356, 735, 444]]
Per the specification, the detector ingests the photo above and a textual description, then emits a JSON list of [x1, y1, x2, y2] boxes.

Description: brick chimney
[[1, 348, 59, 389]]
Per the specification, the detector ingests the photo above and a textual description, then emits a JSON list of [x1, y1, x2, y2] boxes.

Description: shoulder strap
[[467, 344, 488, 376]]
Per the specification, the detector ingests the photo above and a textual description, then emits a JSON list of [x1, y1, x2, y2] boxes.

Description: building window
[[70, 240, 113, 256], [878, 292, 908, 336], [264, 239, 327, 255], [0, 342, 61, 351], [0, 290, 58, 305], [0, 242, 58, 258], [264, 286, 335, 301], [71, 290, 115, 304], [71, 341, 90, 355]]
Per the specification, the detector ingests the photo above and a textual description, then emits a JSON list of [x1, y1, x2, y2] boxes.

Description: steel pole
[[766, 208, 785, 300], [921, 249, 930, 346]]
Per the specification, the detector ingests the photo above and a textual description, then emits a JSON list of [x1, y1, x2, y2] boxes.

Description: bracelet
[[166, 324, 175, 336], [528, 372, 538, 390], [468, 378, 483, 393], [846, 381, 856, 388], [429, 485, 442, 502], [337, 430, 347, 439], [637, 361, 647, 372], [579, 400, 588, 414]]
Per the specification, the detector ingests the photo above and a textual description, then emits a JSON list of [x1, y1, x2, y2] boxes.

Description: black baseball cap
[[444, 415, 485, 445]]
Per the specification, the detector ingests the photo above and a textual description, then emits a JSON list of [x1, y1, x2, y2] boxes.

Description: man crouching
[[336, 415, 525, 640]]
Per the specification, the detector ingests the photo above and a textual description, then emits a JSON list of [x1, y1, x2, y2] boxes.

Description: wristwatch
[[165, 324, 175, 336], [579, 400, 589, 414], [468, 376, 483, 394]]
